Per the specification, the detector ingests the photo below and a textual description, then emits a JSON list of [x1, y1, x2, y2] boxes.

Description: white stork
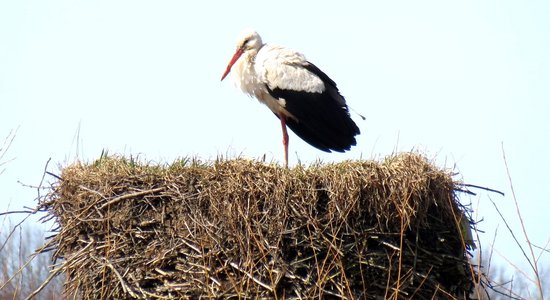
[[221, 28, 360, 166]]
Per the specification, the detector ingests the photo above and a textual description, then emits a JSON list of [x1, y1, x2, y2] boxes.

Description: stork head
[[221, 28, 263, 81]]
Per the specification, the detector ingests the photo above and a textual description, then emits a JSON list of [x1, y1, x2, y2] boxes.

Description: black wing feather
[[267, 62, 360, 153]]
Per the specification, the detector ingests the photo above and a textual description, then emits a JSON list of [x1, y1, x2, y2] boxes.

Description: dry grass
[[37, 152, 476, 299]]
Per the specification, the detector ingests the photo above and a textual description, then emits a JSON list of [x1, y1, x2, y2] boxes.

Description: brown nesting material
[[40, 152, 475, 299]]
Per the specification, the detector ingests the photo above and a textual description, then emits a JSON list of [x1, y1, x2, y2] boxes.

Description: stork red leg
[[279, 113, 289, 167]]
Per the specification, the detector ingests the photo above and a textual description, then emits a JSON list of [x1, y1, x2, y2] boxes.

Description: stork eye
[[241, 39, 250, 48]]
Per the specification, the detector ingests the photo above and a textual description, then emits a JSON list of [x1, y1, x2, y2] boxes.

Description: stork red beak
[[221, 48, 244, 81]]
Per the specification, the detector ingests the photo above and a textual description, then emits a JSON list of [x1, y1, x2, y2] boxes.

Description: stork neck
[[246, 43, 264, 61]]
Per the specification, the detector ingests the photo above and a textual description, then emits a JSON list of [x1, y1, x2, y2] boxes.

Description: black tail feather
[[269, 87, 360, 153]]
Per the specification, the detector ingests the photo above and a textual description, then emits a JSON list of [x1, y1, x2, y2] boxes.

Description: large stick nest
[[40, 153, 476, 299]]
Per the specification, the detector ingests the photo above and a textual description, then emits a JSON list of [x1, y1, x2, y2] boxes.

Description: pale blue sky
[[1, 0, 549, 281]]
